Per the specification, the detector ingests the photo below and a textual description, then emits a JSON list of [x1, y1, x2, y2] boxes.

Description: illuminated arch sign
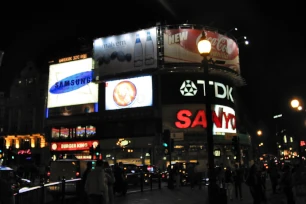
[[47, 58, 98, 108]]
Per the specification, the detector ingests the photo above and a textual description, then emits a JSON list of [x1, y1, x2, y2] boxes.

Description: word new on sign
[[58, 54, 88, 63], [175, 107, 236, 130]]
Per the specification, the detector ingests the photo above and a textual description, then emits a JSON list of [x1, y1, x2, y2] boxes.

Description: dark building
[[2, 61, 50, 167]]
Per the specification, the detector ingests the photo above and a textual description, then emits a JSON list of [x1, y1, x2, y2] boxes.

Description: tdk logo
[[180, 79, 234, 102], [180, 80, 198, 96], [49, 71, 92, 94]]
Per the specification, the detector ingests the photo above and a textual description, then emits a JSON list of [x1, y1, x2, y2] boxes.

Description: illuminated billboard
[[47, 58, 98, 108], [105, 75, 153, 110], [93, 27, 157, 77], [160, 73, 234, 107], [162, 104, 236, 135], [163, 28, 240, 74]]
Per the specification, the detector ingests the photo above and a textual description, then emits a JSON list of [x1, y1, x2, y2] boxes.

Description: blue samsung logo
[[49, 71, 92, 94]]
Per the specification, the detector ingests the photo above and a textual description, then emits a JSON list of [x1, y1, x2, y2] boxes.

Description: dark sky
[[0, 0, 305, 135]]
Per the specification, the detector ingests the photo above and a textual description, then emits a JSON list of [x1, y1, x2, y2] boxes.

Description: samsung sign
[[47, 58, 98, 108]]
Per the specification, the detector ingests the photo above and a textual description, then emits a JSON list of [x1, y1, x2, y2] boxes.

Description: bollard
[[150, 173, 153, 190], [158, 172, 161, 189], [61, 177, 66, 204], [41, 179, 45, 204], [140, 171, 144, 192]]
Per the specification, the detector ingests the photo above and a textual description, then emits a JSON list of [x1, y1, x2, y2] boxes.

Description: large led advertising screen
[[47, 58, 98, 108], [163, 28, 240, 74], [93, 27, 157, 77], [105, 75, 153, 110]]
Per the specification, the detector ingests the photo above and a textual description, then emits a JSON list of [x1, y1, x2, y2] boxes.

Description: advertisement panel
[[93, 27, 157, 77], [163, 29, 240, 74], [162, 104, 236, 135], [47, 58, 98, 108], [50, 140, 99, 151], [105, 75, 153, 110], [47, 103, 98, 117], [161, 74, 234, 107]]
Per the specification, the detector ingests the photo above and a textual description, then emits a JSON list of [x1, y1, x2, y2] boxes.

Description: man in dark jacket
[[0, 177, 14, 204], [233, 164, 243, 200], [81, 161, 92, 204]]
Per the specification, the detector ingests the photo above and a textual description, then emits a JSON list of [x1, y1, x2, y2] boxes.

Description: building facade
[[2, 61, 49, 167], [45, 25, 251, 171]]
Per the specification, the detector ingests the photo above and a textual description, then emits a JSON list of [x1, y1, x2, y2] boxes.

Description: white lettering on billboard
[[93, 27, 157, 77], [180, 80, 234, 102]]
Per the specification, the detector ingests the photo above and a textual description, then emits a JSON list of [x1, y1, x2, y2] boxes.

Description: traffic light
[[162, 130, 174, 155], [95, 144, 100, 156], [232, 136, 240, 158]]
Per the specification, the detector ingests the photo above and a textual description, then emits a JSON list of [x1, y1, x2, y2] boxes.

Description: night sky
[[0, 0, 305, 144]]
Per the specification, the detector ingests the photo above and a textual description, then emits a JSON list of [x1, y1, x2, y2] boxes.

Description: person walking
[[245, 164, 267, 204], [187, 163, 195, 189], [81, 161, 93, 204], [85, 160, 107, 204], [268, 161, 280, 194], [233, 164, 243, 200], [103, 161, 115, 204], [194, 162, 202, 189], [0, 176, 14, 204], [279, 164, 295, 204], [225, 166, 234, 201]]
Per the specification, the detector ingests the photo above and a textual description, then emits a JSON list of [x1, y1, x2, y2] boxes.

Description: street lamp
[[290, 98, 304, 164], [257, 130, 262, 136], [197, 30, 216, 204]]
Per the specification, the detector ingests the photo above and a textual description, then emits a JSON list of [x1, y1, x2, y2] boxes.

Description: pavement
[[113, 179, 292, 204]]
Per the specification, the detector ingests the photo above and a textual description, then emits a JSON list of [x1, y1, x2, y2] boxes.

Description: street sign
[[170, 132, 184, 141]]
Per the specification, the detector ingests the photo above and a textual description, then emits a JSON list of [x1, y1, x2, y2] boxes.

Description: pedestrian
[[187, 163, 195, 189], [268, 161, 279, 194], [81, 161, 93, 204], [245, 164, 267, 204], [0, 174, 14, 204], [174, 163, 181, 189], [233, 164, 243, 200], [225, 166, 234, 201], [85, 160, 107, 204], [279, 164, 295, 204], [194, 162, 202, 189], [103, 161, 115, 204]]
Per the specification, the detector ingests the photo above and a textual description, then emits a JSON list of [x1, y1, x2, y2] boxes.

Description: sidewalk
[[114, 183, 255, 204]]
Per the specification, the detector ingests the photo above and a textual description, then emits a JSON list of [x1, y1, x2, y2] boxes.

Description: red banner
[[51, 140, 99, 151]]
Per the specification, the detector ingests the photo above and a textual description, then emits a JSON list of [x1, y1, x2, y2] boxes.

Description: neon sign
[[18, 149, 31, 155], [58, 54, 88, 63], [175, 106, 236, 133], [49, 71, 92, 94]]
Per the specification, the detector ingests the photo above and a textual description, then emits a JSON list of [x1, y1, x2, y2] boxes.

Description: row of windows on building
[[51, 126, 97, 139]]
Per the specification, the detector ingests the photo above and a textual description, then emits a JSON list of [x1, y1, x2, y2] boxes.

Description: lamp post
[[290, 99, 303, 164], [197, 31, 216, 204]]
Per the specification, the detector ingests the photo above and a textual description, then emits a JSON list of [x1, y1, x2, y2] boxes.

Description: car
[[0, 166, 32, 193], [138, 165, 160, 184], [122, 164, 141, 186]]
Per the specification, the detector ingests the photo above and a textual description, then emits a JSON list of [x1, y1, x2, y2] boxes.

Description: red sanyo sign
[[175, 105, 236, 133]]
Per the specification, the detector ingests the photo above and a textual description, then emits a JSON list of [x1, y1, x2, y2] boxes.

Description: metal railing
[[13, 172, 163, 204]]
